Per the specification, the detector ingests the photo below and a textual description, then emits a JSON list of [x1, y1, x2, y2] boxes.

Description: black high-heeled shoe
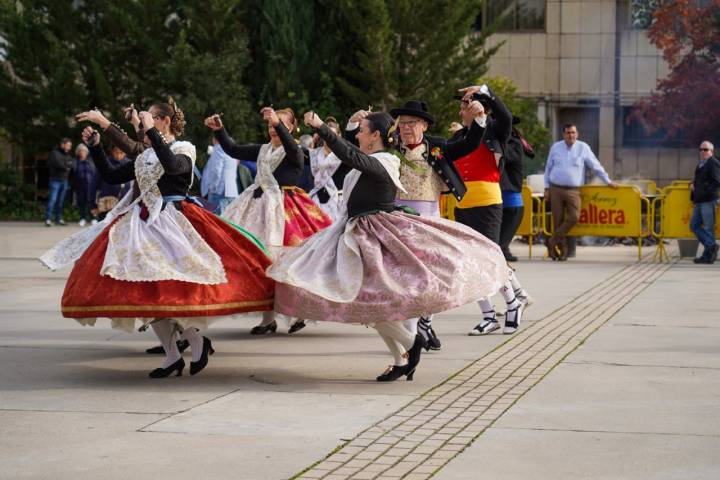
[[250, 321, 277, 335], [288, 320, 306, 334], [405, 334, 426, 380], [148, 357, 185, 378], [376, 364, 409, 382], [190, 337, 213, 375]]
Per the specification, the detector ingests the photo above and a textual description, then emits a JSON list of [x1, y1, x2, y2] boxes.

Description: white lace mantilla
[[222, 142, 287, 247], [267, 152, 406, 302], [39, 141, 225, 284], [308, 147, 343, 221]]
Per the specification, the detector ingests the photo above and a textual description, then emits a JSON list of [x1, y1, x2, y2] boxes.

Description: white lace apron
[[267, 152, 406, 302], [221, 143, 287, 248], [308, 147, 343, 222], [39, 142, 228, 331]]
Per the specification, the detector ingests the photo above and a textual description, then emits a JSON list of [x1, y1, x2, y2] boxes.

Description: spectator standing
[[45, 137, 73, 226], [690, 141, 720, 264], [72, 143, 98, 226], [543, 124, 617, 260], [201, 137, 239, 214], [96, 144, 131, 221]]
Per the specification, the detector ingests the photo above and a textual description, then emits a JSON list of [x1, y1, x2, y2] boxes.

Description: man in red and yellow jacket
[[451, 85, 533, 336]]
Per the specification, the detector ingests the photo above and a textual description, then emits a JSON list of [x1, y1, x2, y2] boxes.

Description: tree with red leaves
[[632, 0, 720, 145]]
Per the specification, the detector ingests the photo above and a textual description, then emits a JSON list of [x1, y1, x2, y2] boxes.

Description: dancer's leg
[[151, 319, 181, 368]]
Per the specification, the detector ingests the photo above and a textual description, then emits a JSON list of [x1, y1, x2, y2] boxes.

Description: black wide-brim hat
[[390, 100, 434, 126]]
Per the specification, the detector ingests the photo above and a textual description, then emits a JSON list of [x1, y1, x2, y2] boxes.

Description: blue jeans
[[690, 200, 717, 251], [208, 193, 233, 215], [45, 179, 68, 222]]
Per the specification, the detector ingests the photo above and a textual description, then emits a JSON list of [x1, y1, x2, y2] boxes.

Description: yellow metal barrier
[[542, 185, 649, 261], [515, 184, 542, 258], [439, 193, 458, 221], [441, 185, 541, 258], [651, 184, 720, 262]]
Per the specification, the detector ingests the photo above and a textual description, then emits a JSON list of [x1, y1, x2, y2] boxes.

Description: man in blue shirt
[[201, 138, 239, 214], [544, 123, 617, 260]]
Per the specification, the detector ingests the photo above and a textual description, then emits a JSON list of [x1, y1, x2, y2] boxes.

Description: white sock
[[151, 319, 181, 368], [403, 318, 418, 336], [509, 269, 526, 298], [501, 280, 521, 310], [478, 297, 495, 315], [417, 315, 434, 341], [181, 327, 203, 362]]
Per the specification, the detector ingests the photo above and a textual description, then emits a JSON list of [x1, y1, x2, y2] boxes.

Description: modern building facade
[[477, 0, 697, 186]]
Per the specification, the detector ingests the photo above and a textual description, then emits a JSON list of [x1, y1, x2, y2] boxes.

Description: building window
[[630, 0, 659, 29], [622, 107, 687, 147], [474, 0, 546, 32]]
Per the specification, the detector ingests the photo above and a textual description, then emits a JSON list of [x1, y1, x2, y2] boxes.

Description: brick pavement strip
[[292, 257, 674, 480]]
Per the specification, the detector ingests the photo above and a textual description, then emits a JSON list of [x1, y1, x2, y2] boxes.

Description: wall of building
[[483, 0, 696, 184]]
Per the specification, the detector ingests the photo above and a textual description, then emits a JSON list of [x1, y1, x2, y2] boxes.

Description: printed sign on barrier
[[567, 185, 643, 237], [659, 186, 720, 238]]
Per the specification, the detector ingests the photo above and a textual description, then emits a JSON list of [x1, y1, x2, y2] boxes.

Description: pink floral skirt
[[268, 211, 507, 323]]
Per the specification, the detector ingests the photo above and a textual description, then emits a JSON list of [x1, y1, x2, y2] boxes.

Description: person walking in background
[[72, 143, 98, 226], [544, 124, 618, 261], [201, 137, 239, 215], [690, 141, 720, 264], [96, 144, 131, 221], [499, 117, 534, 262], [45, 137, 74, 226]]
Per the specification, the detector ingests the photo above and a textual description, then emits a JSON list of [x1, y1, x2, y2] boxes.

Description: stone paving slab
[[434, 428, 720, 480], [293, 257, 674, 479]]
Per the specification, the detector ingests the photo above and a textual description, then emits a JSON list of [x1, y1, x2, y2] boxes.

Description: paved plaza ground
[[0, 222, 718, 479]]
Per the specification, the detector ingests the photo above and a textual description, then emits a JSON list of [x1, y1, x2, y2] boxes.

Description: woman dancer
[[41, 99, 275, 377], [267, 109, 507, 381], [308, 116, 351, 222], [205, 107, 332, 334]]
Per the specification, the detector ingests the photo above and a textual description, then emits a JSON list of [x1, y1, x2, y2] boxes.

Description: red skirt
[[282, 187, 333, 246], [62, 202, 275, 319]]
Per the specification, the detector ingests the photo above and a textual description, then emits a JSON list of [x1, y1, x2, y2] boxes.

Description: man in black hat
[[344, 98, 485, 350]]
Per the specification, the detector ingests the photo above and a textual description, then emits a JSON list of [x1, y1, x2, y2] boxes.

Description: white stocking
[[151, 319, 181, 368], [403, 318, 418, 336], [259, 311, 275, 327], [181, 327, 203, 362], [378, 334, 408, 366]]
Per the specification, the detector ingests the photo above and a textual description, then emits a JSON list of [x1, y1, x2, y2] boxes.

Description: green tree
[[478, 76, 551, 175], [333, 0, 500, 132], [0, 0, 255, 165]]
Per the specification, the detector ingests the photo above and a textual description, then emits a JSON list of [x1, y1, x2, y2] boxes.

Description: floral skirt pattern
[[269, 211, 508, 323]]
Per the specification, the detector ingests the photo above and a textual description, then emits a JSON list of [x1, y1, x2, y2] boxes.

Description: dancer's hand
[[303, 111, 324, 129], [204, 114, 223, 131], [260, 107, 280, 127], [122, 104, 140, 128], [459, 84, 491, 101], [81, 126, 100, 146], [76, 109, 110, 130], [466, 100, 485, 118], [138, 111, 154, 131], [349, 109, 371, 124]]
